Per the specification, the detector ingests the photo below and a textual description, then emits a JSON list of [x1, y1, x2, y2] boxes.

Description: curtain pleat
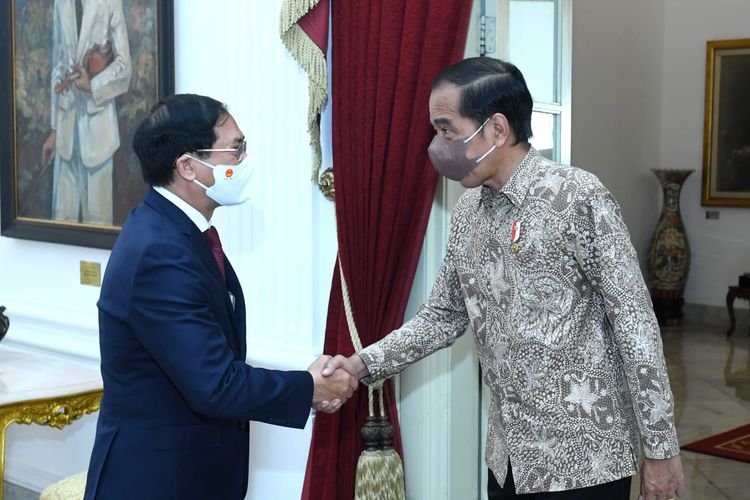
[[302, 2, 473, 498]]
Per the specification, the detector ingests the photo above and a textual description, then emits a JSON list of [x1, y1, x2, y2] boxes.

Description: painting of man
[[1, 0, 167, 246], [41, 0, 132, 225]]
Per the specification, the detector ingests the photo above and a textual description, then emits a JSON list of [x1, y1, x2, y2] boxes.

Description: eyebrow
[[432, 118, 452, 128]]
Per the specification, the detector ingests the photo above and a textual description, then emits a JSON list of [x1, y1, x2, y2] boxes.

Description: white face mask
[[187, 155, 254, 206]]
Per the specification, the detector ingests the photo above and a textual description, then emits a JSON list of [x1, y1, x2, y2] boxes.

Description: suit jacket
[[51, 0, 132, 166], [84, 189, 313, 500]]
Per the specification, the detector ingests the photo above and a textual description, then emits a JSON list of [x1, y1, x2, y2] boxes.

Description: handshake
[[307, 354, 369, 414]]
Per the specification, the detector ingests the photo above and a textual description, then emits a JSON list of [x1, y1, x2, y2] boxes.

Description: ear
[[488, 113, 513, 148], [174, 154, 197, 182]]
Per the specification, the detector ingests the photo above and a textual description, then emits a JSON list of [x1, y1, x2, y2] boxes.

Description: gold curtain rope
[[337, 256, 385, 418]]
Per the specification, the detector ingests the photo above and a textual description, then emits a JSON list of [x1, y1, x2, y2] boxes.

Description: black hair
[[432, 57, 533, 143], [132, 93, 228, 186]]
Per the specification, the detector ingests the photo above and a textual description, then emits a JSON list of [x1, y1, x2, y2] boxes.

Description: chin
[[460, 176, 481, 189]]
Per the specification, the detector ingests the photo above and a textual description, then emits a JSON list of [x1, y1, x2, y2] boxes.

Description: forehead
[[213, 112, 242, 145], [428, 84, 462, 123]]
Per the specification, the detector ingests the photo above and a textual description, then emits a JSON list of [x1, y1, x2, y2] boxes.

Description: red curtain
[[302, 1, 473, 499], [296, 0, 329, 51]]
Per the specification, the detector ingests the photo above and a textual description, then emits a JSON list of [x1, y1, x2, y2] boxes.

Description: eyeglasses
[[196, 140, 247, 161]]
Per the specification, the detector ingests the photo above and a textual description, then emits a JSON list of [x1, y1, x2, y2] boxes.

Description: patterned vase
[[0, 305, 8, 342], [647, 169, 693, 325]]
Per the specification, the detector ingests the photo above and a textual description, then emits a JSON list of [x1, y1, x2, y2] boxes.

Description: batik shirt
[[358, 148, 679, 494]]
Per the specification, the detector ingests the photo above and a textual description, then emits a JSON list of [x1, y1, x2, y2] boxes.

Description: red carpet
[[681, 424, 750, 463]]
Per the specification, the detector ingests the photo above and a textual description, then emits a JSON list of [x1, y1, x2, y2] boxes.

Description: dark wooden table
[[726, 286, 750, 336]]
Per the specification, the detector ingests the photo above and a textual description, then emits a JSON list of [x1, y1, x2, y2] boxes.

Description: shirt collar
[[480, 147, 541, 209], [153, 186, 211, 232]]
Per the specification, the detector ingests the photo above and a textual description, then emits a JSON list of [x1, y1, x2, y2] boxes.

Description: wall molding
[[2, 297, 322, 370], [4, 459, 56, 494], [1, 299, 99, 363]]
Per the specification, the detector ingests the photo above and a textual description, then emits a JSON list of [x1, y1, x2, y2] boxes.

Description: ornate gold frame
[[701, 38, 750, 207], [0, 389, 102, 500]]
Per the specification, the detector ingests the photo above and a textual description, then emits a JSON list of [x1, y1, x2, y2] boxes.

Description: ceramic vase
[[647, 169, 693, 325], [0, 305, 8, 342]]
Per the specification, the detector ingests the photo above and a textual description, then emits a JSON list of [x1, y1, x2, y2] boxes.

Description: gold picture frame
[[702, 38, 750, 207]]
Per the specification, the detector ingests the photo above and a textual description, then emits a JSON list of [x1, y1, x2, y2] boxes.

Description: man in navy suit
[[84, 94, 355, 499]]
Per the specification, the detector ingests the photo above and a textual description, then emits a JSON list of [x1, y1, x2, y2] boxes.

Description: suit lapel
[[225, 259, 246, 360], [76, 0, 92, 60], [143, 189, 242, 357], [61, 0, 79, 59]]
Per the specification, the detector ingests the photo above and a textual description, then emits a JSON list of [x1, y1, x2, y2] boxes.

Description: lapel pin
[[511, 221, 522, 253]]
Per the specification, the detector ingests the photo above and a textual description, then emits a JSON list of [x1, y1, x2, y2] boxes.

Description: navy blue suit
[[84, 189, 313, 499]]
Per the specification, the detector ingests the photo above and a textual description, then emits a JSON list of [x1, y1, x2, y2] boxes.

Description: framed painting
[[0, 0, 174, 248], [702, 38, 750, 207]]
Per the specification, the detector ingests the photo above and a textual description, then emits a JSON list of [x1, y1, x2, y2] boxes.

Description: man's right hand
[[307, 355, 357, 413]]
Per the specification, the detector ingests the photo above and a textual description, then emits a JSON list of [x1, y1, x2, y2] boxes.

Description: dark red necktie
[[204, 226, 226, 281]]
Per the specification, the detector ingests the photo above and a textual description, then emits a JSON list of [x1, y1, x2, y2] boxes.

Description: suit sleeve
[[127, 240, 313, 428]]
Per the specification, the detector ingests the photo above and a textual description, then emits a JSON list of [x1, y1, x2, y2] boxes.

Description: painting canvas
[[702, 38, 750, 207], [0, 0, 174, 248]]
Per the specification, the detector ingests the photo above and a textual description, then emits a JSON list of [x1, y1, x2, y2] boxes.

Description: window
[[487, 0, 571, 163]]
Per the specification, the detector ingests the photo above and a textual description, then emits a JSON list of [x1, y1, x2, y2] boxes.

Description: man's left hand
[[639, 454, 685, 500]]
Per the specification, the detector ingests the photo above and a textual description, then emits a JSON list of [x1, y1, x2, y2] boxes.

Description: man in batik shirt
[[323, 57, 684, 500]]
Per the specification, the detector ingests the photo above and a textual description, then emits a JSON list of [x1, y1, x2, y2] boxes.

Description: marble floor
[[629, 316, 750, 500], [1, 482, 37, 500]]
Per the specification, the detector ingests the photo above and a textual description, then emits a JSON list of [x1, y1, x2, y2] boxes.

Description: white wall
[[1, 1, 336, 498], [570, 0, 666, 268], [571, 0, 750, 308], [659, 0, 750, 307]]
